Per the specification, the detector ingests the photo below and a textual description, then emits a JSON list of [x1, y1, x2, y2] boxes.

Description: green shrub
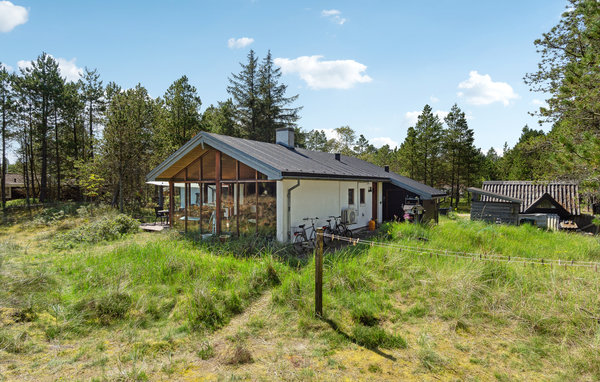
[[75, 292, 132, 325], [53, 214, 139, 249], [352, 325, 407, 349], [5, 198, 38, 207]]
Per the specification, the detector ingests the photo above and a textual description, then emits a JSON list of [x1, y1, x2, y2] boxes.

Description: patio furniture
[[155, 207, 169, 225]]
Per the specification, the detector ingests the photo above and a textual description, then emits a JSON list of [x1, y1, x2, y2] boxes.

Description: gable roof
[[467, 187, 523, 204], [147, 131, 446, 199], [481, 181, 580, 216], [5, 173, 24, 186]]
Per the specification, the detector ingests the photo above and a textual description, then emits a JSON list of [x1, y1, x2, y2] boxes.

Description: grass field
[[1, 204, 599, 381]]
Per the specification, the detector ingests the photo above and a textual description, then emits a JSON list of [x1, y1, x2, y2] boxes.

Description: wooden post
[[315, 228, 324, 318], [215, 151, 221, 235], [169, 181, 174, 228]]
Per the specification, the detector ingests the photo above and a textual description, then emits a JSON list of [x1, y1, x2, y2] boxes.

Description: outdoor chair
[[155, 207, 168, 225]]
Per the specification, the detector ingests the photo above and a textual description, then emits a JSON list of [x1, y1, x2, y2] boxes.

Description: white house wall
[[277, 179, 377, 242]]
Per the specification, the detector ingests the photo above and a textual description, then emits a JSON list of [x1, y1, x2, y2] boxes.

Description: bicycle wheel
[[293, 235, 306, 255], [323, 227, 334, 246], [343, 227, 353, 239]]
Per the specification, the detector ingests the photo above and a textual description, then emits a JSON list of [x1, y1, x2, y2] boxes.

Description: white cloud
[[0, 1, 28, 33], [457, 70, 518, 106], [274, 55, 372, 90], [429, 95, 439, 103], [322, 128, 339, 141], [227, 37, 254, 49], [17, 56, 83, 82], [434, 110, 448, 121], [0, 63, 12, 72], [16, 59, 31, 71], [532, 98, 545, 106], [321, 9, 346, 25], [404, 109, 448, 126], [404, 111, 420, 126], [372, 137, 398, 149], [56, 57, 83, 82]]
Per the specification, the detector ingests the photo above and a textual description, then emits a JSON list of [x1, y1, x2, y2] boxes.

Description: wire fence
[[321, 232, 600, 271]]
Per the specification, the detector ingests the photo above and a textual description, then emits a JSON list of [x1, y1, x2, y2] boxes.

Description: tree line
[[0, 0, 597, 212], [0, 50, 300, 212]]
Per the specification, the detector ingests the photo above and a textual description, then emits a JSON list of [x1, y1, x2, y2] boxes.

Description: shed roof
[[481, 181, 580, 215], [5, 173, 24, 186], [467, 187, 523, 204], [147, 131, 446, 199]]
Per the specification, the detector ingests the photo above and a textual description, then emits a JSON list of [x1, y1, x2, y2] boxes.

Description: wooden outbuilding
[[467, 187, 522, 225]]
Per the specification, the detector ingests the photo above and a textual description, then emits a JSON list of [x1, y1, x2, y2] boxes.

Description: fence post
[[315, 228, 324, 318]]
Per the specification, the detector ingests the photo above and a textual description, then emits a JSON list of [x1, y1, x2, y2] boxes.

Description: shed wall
[[470, 201, 519, 225]]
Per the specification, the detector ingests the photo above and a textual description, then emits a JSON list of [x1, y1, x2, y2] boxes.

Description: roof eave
[[146, 132, 283, 182]]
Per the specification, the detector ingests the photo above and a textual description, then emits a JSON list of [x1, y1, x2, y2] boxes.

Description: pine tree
[[305, 130, 331, 152], [0, 65, 15, 211], [19, 53, 64, 202], [228, 50, 301, 143], [79, 68, 103, 160], [228, 50, 259, 140], [163, 75, 202, 149], [256, 50, 301, 142], [413, 105, 443, 187]]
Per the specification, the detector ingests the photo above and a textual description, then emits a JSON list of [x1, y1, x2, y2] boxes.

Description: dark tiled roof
[[482, 181, 580, 215], [148, 132, 446, 199], [5, 173, 24, 186]]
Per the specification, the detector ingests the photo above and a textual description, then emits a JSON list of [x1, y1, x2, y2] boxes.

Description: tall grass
[[383, 218, 600, 261], [273, 220, 600, 379]]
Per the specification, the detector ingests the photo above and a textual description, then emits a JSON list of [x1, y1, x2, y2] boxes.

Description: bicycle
[[293, 217, 319, 254], [323, 216, 353, 245]]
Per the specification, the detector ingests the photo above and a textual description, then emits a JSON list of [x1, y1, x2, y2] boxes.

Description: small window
[[359, 188, 366, 204], [348, 189, 355, 205]]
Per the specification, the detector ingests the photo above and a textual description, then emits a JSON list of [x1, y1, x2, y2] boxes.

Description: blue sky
[[1, 0, 567, 153]]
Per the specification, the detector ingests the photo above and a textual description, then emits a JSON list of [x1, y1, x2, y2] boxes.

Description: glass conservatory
[[168, 148, 276, 238]]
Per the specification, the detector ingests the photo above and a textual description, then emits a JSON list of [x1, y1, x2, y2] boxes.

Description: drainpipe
[[287, 179, 301, 241]]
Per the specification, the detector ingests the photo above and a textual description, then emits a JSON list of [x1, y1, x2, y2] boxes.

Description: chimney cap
[[275, 127, 295, 148], [384, 165, 390, 172], [334, 153, 341, 161]]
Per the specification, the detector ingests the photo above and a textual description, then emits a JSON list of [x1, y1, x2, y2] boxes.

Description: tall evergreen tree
[[103, 85, 155, 212], [0, 65, 14, 211], [228, 50, 259, 140], [19, 53, 64, 202], [79, 67, 103, 160], [256, 50, 301, 142], [305, 129, 331, 152], [444, 104, 475, 207], [162, 75, 202, 149], [413, 105, 443, 187]]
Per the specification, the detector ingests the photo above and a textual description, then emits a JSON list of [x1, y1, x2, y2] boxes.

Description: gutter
[[287, 179, 301, 241]]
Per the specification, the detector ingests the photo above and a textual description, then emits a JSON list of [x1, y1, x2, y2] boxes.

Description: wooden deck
[[140, 223, 170, 232]]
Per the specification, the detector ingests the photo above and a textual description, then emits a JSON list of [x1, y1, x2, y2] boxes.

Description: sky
[[0, 0, 568, 155]]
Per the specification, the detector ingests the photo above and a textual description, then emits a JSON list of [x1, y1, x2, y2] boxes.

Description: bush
[[352, 325, 407, 349], [5, 198, 39, 207], [53, 214, 139, 249], [75, 292, 132, 325]]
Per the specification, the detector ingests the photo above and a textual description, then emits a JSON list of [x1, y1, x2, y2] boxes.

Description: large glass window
[[239, 182, 257, 236], [201, 150, 216, 180], [170, 146, 277, 238], [258, 182, 276, 237], [187, 159, 200, 181], [201, 183, 217, 234], [221, 183, 237, 235], [221, 154, 236, 180], [239, 162, 255, 179], [172, 184, 184, 231], [187, 183, 202, 236]]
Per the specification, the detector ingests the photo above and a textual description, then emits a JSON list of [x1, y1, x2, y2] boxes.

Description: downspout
[[287, 179, 301, 241]]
